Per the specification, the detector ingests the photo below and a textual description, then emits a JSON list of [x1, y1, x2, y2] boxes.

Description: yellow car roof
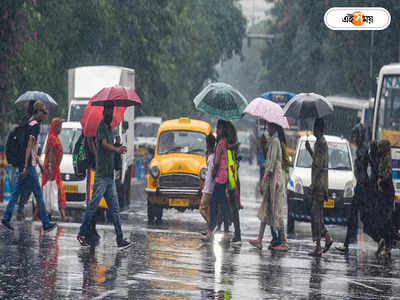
[[158, 118, 212, 135]]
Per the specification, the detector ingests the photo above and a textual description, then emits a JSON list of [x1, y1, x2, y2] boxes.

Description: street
[[1, 162, 400, 300]]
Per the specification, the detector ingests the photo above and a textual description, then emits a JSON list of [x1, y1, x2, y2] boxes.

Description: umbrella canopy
[[81, 96, 126, 137], [15, 91, 58, 106], [193, 82, 248, 120], [244, 97, 289, 129], [283, 92, 334, 120], [91, 85, 142, 107]]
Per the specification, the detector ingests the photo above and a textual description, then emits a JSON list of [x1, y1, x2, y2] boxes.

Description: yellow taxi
[[145, 118, 212, 223]]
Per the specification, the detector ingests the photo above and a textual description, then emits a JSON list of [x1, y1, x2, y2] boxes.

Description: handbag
[[43, 180, 59, 213]]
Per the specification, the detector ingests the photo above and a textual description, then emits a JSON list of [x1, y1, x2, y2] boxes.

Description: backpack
[[227, 149, 238, 191], [6, 122, 29, 168], [73, 134, 89, 176]]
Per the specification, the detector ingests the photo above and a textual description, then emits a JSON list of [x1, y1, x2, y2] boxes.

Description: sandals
[[272, 244, 289, 252], [249, 239, 262, 250]]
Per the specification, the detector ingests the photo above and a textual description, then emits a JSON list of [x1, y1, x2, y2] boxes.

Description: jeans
[[2, 166, 50, 225], [17, 191, 31, 214], [209, 183, 229, 233], [79, 176, 123, 243]]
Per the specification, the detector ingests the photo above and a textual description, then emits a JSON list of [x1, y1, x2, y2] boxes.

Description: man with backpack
[[2, 100, 57, 232]]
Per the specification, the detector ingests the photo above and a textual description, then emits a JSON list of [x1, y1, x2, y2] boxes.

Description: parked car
[[287, 135, 356, 233], [145, 117, 212, 223], [237, 131, 254, 164]]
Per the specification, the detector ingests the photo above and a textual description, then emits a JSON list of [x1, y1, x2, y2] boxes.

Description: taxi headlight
[[200, 167, 207, 180], [343, 181, 354, 198], [150, 166, 160, 179]]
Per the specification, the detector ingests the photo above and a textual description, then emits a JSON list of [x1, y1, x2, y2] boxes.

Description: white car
[[287, 135, 356, 233], [134, 116, 162, 152], [42, 121, 86, 210]]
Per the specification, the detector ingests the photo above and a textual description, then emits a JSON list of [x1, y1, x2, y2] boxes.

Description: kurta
[[258, 133, 287, 227]]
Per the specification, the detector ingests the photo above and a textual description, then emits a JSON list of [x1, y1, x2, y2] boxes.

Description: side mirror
[[148, 147, 154, 155], [37, 147, 42, 156], [122, 121, 129, 131]]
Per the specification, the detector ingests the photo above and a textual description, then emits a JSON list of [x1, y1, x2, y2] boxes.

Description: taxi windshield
[[296, 140, 352, 170], [157, 130, 206, 155]]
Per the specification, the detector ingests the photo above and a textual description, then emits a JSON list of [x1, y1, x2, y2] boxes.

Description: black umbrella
[[283, 93, 333, 120]]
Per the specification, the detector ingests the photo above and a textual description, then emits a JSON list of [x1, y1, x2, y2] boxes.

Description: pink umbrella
[[243, 97, 289, 129]]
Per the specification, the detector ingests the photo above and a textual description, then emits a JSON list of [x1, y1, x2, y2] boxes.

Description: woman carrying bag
[[39, 118, 71, 222]]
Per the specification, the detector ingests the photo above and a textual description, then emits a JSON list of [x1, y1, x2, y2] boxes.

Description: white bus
[[324, 95, 370, 141], [372, 63, 400, 202]]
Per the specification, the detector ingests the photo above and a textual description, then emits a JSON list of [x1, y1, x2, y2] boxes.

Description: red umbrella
[[91, 85, 142, 107], [80, 96, 126, 137]]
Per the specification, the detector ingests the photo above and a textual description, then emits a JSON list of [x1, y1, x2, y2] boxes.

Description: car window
[[296, 140, 352, 170], [157, 130, 206, 155], [135, 122, 159, 138], [58, 127, 82, 154]]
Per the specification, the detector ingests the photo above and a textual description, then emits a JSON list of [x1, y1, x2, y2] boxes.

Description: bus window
[[377, 75, 400, 143]]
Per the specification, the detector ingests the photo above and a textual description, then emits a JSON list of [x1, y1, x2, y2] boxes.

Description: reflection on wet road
[[1, 162, 400, 299]]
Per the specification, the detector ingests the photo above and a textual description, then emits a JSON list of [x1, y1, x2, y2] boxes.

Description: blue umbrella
[[15, 91, 58, 106]]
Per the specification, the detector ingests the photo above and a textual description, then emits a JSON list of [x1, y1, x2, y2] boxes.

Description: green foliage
[[259, 0, 400, 98], [1, 0, 246, 126]]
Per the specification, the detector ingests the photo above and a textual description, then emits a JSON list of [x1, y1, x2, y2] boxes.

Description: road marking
[[344, 279, 383, 292], [93, 290, 117, 300]]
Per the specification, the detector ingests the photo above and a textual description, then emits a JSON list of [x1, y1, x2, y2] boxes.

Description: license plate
[[64, 184, 78, 193], [323, 199, 335, 208], [169, 198, 189, 207]]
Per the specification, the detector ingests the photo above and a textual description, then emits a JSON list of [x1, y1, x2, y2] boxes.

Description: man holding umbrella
[[77, 101, 132, 250], [305, 118, 333, 257]]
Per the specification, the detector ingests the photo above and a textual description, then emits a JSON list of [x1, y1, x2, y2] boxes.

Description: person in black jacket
[[336, 123, 369, 254]]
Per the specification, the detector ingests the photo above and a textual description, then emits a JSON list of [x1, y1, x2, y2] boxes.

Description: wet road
[[1, 162, 400, 299]]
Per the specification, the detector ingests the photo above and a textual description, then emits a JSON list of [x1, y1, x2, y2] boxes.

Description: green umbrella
[[193, 82, 248, 120]]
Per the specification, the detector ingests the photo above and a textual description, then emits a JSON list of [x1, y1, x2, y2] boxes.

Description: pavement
[[0, 162, 399, 299]]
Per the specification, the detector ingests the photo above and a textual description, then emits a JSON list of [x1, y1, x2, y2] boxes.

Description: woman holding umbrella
[[249, 121, 289, 251]]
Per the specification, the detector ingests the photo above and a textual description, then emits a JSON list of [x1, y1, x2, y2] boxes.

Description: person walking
[[199, 133, 216, 231], [371, 140, 395, 258], [305, 118, 333, 257], [336, 123, 369, 254], [249, 122, 288, 251], [40, 118, 71, 222], [77, 101, 132, 250], [16, 100, 38, 221], [203, 120, 230, 242], [1, 100, 57, 232]]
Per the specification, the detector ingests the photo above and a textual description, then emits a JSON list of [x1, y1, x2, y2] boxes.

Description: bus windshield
[[377, 75, 400, 143]]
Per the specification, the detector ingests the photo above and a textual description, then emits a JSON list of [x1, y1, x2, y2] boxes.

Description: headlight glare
[[200, 167, 207, 180], [150, 166, 160, 178]]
